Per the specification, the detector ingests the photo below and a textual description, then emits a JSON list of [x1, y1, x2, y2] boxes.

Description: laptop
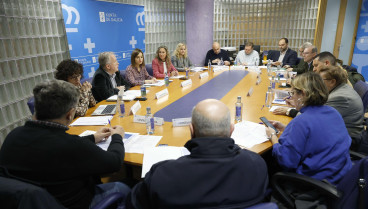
[[91, 104, 116, 116]]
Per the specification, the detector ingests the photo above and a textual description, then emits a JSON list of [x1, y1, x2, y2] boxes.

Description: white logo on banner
[[62, 4, 80, 33], [88, 67, 96, 78], [68, 44, 72, 50], [84, 38, 95, 53], [136, 11, 145, 31], [99, 12, 105, 22], [129, 36, 137, 48]]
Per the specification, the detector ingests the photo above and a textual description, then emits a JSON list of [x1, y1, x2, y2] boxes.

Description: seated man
[[204, 42, 231, 66], [286, 45, 317, 75], [92, 51, 131, 102], [0, 80, 130, 209], [313, 51, 365, 86], [267, 38, 298, 67], [128, 99, 268, 209], [235, 42, 259, 66]]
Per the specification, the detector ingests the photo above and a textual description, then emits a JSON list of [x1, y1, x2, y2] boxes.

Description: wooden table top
[[67, 67, 292, 166]]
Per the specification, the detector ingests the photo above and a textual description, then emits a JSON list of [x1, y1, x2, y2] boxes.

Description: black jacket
[[0, 121, 125, 209], [92, 66, 131, 102], [128, 137, 268, 209]]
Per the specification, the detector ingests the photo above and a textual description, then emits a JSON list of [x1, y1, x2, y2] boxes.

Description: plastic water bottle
[[235, 96, 243, 123], [146, 107, 154, 135], [208, 59, 211, 72], [267, 62, 271, 76], [271, 76, 276, 89], [265, 86, 273, 108], [164, 73, 169, 87], [234, 59, 237, 66], [117, 94, 125, 117], [220, 57, 224, 66]]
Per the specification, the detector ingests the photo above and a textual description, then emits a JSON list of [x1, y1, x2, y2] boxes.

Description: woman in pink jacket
[[152, 46, 179, 78]]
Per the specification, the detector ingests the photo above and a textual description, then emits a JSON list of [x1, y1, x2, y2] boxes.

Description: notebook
[[91, 104, 116, 116]]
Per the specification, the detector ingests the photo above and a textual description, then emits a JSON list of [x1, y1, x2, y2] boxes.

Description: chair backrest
[[146, 64, 153, 76], [253, 45, 261, 55], [239, 44, 245, 51], [335, 156, 368, 209], [353, 80, 368, 111], [0, 176, 66, 209], [244, 202, 278, 209], [27, 97, 35, 114]]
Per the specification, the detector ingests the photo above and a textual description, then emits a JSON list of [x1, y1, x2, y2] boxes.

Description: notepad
[[231, 121, 269, 148]]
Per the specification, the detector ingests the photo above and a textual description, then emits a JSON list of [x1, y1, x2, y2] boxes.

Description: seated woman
[[125, 48, 157, 86], [55, 59, 96, 117], [171, 43, 193, 72], [266, 72, 352, 185], [152, 46, 179, 78]]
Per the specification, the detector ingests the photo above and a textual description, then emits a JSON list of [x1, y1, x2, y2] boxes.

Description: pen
[[261, 105, 264, 110], [108, 119, 111, 128]]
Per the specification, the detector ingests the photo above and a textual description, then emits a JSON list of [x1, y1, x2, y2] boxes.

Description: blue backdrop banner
[[61, 0, 145, 78], [352, 0, 368, 80]]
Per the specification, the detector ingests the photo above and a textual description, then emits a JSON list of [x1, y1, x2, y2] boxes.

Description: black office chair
[[145, 64, 153, 76], [271, 155, 368, 209]]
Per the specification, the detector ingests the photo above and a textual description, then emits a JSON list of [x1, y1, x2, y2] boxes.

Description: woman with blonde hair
[[171, 43, 193, 72], [152, 46, 178, 78]]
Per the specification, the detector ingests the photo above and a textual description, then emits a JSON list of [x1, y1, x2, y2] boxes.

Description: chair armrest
[[271, 172, 341, 209], [91, 192, 124, 209]]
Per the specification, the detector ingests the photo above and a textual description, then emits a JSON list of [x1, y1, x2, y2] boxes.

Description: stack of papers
[[142, 146, 190, 177], [272, 90, 289, 105], [171, 75, 185, 79], [230, 65, 245, 70], [230, 121, 269, 148], [70, 116, 113, 126], [213, 66, 229, 71], [106, 90, 150, 101]]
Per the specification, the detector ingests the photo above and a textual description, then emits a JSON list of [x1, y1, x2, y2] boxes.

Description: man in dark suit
[[128, 99, 269, 209], [92, 52, 131, 102], [267, 38, 298, 67]]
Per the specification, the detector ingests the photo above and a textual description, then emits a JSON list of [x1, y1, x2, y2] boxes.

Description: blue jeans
[[90, 182, 131, 209]]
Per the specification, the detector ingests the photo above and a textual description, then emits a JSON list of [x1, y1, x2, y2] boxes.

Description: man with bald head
[[204, 42, 231, 66], [128, 99, 268, 209]]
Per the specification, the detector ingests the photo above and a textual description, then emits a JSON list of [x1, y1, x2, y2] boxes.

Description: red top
[[152, 58, 178, 78]]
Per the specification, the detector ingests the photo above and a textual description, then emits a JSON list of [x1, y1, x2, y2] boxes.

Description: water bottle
[[208, 59, 212, 72], [164, 73, 169, 87], [267, 62, 271, 76], [140, 86, 146, 98], [117, 94, 125, 117], [234, 59, 237, 66], [220, 57, 224, 66], [146, 107, 154, 135], [265, 86, 273, 108], [185, 69, 189, 79], [271, 76, 276, 89], [277, 73, 280, 84], [235, 96, 243, 123]]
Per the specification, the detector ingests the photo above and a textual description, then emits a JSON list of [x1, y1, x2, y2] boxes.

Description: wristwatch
[[286, 108, 292, 116]]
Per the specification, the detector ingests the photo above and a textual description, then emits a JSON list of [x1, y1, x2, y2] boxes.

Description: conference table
[[67, 66, 292, 168]]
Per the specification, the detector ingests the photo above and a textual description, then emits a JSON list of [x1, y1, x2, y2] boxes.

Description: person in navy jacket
[[128, 99, 269, 209]]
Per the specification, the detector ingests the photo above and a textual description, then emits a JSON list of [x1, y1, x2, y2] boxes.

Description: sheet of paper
[[124, 135, 162, 154], [191, 67, 204, 72], [231, 121, 269, 148], [70, 116, 113, 126], [170, 75, 185, 79], [79, 130, 139, 151], [141, 146, 190, 178], [269, 106, 284, 112], [143, 80, 165, 87]]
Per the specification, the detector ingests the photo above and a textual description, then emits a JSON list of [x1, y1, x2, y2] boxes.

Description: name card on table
[[172, 117, 192, 127], [130, 101, 141, 115], [155, 88, 169, 99], [181, 79, 192, 87], [199, 72, 209, 79], [256, 78, 261, 85], [247, 87, 254, 96], [133, 115, 164, 126]]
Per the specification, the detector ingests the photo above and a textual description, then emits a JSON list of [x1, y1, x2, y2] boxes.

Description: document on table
[[70, 116, 113, 126], [170, 75, 185, 79], [231, 121, 269, 148], [106, 90, 150, 101], [272, 90, 289, 105], [79, 130, 139, 151], [269, 106, 284, 112], [143, 80, 165, 87], [142, 146, 190, 178], [124, 135, 162, 154], [191, 67, 204, 72]]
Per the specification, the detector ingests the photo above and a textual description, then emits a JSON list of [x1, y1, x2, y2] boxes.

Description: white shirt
[[278, 49, 287, 63], [235, 50, 259, 66]]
